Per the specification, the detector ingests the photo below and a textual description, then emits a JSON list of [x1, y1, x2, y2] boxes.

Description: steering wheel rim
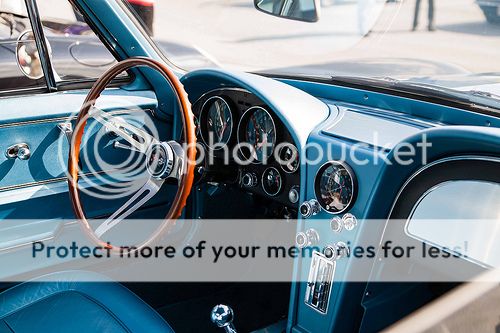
[[68, 57, 196, 254]]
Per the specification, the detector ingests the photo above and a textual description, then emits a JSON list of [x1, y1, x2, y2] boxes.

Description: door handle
[[5, 143, 31, 160]]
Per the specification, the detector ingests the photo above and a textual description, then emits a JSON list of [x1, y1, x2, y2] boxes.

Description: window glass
[[406, 181, 500, 267], [0, 1, 46, 91], [36, 0, 123, 82]]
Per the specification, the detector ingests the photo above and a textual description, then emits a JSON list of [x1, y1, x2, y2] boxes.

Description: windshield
[[126, 0, 500, 103]]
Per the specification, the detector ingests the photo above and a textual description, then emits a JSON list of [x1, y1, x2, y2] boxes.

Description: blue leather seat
[[0, 271, 174, 333]]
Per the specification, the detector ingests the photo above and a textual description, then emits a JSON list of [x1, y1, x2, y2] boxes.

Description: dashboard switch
[[323, 245, 337, 260], [335, 242, 350, 259], [300, 199, 321, 218], [323, 242, 349, 261], [241, 172, 257, 187], [330, 217, 343, 233], [295, 229, 320, 248], [288, 186, 299, 204], [342, 213, 358, 231]]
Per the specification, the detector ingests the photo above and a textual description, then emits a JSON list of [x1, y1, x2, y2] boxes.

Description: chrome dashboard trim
[[381, 156, 500, 268], [386, 155, 500, 224]]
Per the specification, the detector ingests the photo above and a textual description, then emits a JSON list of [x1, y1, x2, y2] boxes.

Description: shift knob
[[211, 304, 237, 333]]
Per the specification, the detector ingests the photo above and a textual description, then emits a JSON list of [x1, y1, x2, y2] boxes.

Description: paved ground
[[41, 0, 500, 77], [151, 0, 500, 76]]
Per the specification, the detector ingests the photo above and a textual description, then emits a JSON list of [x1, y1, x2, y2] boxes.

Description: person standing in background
[[412, 0, 435, 31]]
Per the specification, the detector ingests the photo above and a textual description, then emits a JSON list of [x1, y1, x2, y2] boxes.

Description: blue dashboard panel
[[283, 81, 499, 332], [178, 70, 499, 332], [288, 99, 440, 333]]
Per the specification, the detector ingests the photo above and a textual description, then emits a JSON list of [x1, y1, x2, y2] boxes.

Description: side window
[[0, 1, 46, 91], [36, 0, 125, 82], [406, 180, 500, 267]]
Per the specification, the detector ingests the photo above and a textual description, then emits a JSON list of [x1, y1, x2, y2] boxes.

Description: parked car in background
[[477, 0, 500, 24], [126, 0, 154, 33], [0, 4, 214, 92]]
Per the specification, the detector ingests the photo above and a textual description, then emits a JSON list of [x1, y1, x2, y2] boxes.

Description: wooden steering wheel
[[68, 57, 196, 254]]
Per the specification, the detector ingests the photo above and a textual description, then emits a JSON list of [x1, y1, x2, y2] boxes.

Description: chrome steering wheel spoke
[[89, 107, 159, 154], [93, 140, 186, 238], [94, 177, 164, 238]]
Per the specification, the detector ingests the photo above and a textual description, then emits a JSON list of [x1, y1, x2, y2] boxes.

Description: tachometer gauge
[[314, 161, 357, 214], [278, 144, 299, 173], [262, 167, 282, 196], [200, 96, 233, 149], [239, 107, 276, 162]]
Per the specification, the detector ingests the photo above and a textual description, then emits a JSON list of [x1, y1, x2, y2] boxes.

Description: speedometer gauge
[[200, 96, 233, 149], [314, 161, 357, 214], [238, 107, 276, 162]]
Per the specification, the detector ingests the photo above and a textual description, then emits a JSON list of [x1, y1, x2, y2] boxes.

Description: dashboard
[[192, 88, 301, 208], [181, 68, 500, 333]]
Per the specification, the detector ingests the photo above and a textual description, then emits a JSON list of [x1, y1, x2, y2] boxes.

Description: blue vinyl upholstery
[[0, 271, 174, 333]]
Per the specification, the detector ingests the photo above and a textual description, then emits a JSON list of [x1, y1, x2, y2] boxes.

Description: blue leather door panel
[[0, 88, 175, 257]]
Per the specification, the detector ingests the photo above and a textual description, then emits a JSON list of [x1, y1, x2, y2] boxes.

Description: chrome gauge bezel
[[314, 160, 357, 214], [278, 143, 300, 174], [261, 167, 283, 196], [199, 96, 234, 150], [237, 106, 277, 164]]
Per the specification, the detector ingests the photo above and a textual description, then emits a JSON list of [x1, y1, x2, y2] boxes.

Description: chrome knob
[[323, 245, 337, 260], [295, 228, 320, 248], [211, 304, 237, 333], [330, 217, 343, 233], [323, 242, 349, 261], [288, 186, 299, 204], [241, 172, 257, 187], [335, 241, 350, 259], [342, 213, 358, 231], [300, 199, 321, 218]]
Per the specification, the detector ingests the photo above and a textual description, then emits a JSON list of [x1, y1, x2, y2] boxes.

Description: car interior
[[0, 0, 499, 332]]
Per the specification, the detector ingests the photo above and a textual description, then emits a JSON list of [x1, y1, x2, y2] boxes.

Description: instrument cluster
[[193, 88, 300, 207]]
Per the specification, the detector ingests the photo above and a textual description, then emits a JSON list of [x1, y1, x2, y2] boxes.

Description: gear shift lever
[[210, 304, 237, 333]]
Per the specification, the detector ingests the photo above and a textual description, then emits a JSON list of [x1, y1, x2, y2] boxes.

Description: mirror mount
[[254, 0, 320, 23]]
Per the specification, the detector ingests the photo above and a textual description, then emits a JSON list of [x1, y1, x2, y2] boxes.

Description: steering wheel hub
[[147, 142, 174, 179]]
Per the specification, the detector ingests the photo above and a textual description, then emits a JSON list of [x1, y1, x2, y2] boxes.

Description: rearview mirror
[[254, 0, 320, 23]]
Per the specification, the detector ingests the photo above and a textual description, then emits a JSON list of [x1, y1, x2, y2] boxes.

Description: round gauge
[[314, 161, 357, 214], [200, 96, 233, 149], [262, 167, 282, 196], [278, 144, 299, 173], [238, 107, 276, 162]]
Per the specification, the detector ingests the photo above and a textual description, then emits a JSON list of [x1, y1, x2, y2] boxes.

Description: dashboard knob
[[323, 245, 337, 260], [241, 172, 257, 187], [323, 242, 349, 261], [288, 186, 299, 204], [342, 213, 358, 231], [335, 242, 350, 259], [300, 199, 321, 218], [295, 228, 320, 248], [330, 217, 343, 233]]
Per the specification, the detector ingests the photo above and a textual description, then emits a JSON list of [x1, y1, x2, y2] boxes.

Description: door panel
[[0, 88, 176, 258]]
